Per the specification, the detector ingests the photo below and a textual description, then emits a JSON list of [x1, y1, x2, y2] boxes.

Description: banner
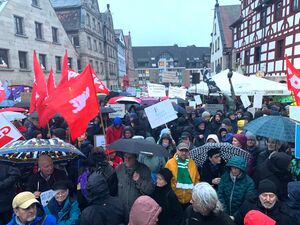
[[286, 56, 300, 105], [204, 104, 224, 114], [0, 114, 22, 147], [144, 99, 177, 129], [296, 124, 300, 159], [108, 104, 126, 118], [147, 83, 166, 97], [168, 86, 187, 99], [253, 94, 263, 109]]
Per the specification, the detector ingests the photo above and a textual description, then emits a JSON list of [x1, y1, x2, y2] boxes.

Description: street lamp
[[227, 68, 233, 79]]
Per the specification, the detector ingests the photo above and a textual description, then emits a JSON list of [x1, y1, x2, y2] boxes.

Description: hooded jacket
[[286, 181, 300, 225], [193, 118, 210, 147], [128, 196, 162, 225], [122, 126, 134, 138], [80, 171, 125, 225], [217, 156, 255, 216]]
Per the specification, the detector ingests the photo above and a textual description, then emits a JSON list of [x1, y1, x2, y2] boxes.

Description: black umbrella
[[108, 139, 169, 157], [100, 106, 116, 114], [172, 102, 187, 116], [14, 101, 30, 108]]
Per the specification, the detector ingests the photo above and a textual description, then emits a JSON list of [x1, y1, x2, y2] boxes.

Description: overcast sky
[[99, 0, 241, 47]]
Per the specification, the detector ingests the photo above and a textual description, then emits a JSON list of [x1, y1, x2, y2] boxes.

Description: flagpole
[[99, 112, 106, 136]]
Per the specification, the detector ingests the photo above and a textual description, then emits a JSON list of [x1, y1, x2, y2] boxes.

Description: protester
[[0, 165, 20, 225], [183, 182, 236, 225], [217, 156, 255, 216], [128, 195, 162, 225], [234, 179, 294, 225], [245, 131, 259, 176], [45, 180, 80, 225], [206, 134, 220, 143], [221, 118, 233, 133], [80, 171, 125, 225], [105, 117, 124, 145], [218, 127, 228, 141], [228, 112, 238, 134], [152, 168, 183, 225], [179, 132, 195, 150], [256, 138, 282, 165], [158, 133, 176, 156], [8, 191, 57, 225], [51, 128, 67, 141], [165, 142, 200, 209], [210, 112, 222, 135], [128, 112, 146, 137], [232, 134, 247, 150], [75, 132, 93, 157], [286, 181, 300, 224], [199, 148, 224, 190], [123, 126, 135, 139], [243, 210, 276, 225], [26, 154, 69, 198], [115, 152, 154, 218], [106, 149, 123, 169], [193, 118, 209, 147]]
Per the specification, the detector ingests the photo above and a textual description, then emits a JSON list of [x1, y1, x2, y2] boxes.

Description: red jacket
[[105, 125, 124, 145]]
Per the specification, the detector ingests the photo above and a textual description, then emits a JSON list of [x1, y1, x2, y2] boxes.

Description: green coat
[[217, 156, 254, 216]]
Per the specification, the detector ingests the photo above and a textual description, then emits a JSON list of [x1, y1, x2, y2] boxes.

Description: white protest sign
[[145, 99, 178, 129], [240, 95, 251, 108], [40, 189, 55, 207], [0, 114, 23, 147], [189, 101, 196, 109], [108, 104, 126, 118], [290, 106, 300, 122], [247, 107, 256, 117], [126, 87, 137, 96], [253, 94, 263, 109], [168, 86, 187, 99], [94, 135, 106, 148], [147, 83, 166, 97], [194, 95, 202, 105]]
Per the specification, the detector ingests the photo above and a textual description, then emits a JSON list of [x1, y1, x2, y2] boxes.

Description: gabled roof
[[50, 0, 81, 8], [217, 4, 241, 48]]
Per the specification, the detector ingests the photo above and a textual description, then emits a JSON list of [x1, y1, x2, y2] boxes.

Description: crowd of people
[[0, 101, 299, 225]]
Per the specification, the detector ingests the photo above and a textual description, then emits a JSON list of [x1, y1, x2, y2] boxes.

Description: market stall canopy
[[188, 69, 291, 96]]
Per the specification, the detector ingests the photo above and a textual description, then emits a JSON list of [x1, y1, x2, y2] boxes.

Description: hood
[[269, 152, 292, 174], [288, 181, 300, 203], [244, 210, 276, 225], [194, 117, 206, 127], [123, 126, 134, 136], [226, 156, 247, 172], [206, 134, 220, 143], [128, 196, 162, 225], [86, 171, 110, 203]]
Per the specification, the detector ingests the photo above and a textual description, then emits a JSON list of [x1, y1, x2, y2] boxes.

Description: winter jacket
[[105, 125, 124, 145], [45, 197, 80, 225], [115, 161, 154, 217], [182, 205, 236, 225], [199, 159, 225, 189], [244, 210, 276, 225], [234, 192, 295, 225], [286, 181, 300, 225], [165, 154, 200, 204], [217, 156, 255, 216], [8, 204, 57, 225], [152, 185, 183, 225], [256, 149, 273, 165], [26, 168, 68, 193], [158, 133, 176, 157], [253, 152, 292, 200], [193, 118, 209, 147], [80, 171, 125, 225], [128, 196, 162, 225], [0, 165, 20, 213]]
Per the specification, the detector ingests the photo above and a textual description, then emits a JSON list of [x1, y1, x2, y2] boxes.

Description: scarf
[[175, 155, 193, 189]]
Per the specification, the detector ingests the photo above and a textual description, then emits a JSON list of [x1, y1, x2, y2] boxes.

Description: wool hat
[[53, 180, 71, 191], [258, 179, 278, 195], [222, 133, 233, 143], [233, 134, 247, 149], [12, 191, 39, 209], [207, 148, 221, 157], [158, 168, 173, 185], [202, 111, 211, 118], [129, 112, 138, 119], [245, 131, 256, 140], [222, 118, 231, 126], [113, 117, 122, 126]]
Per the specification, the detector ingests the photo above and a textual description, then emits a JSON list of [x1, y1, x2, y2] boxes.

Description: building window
[[247, 19, 252, 34], [275, 39, 285, 59], [89, 60, 93, 68], [87, 36, 92, 49], [35, 22, 43, 40], [260, 10, 267, 28], [291, 0, 299, 12], [94, 39, 97, 51], [72, 35, 80, 47], [0, 49, 9, 68], [275, 1, 282, 20], [32, 0, 39, 7], [68, 57, 72, 69], [97, 22, 101, 32], [93, 18, 96, 29], [18, 51, 27, 69], [244, 50, 250, 65], [52, 27, 58, 43], [77, 59, 81, 71], [100, 62, 104, 73], [86, 14, 91, 27], [254, 46, 261, 63], [39, 54, 46, 70], [96, 61, 99, 73], [237, 26, 241, 39], [14, 16, 24, 35], [55, 56, 61, 72], [99, 42, 102, 53]]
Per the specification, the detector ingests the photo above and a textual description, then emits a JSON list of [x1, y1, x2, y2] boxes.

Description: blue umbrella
[[0, 100, 15, 107], [244, 116, 296, 142]]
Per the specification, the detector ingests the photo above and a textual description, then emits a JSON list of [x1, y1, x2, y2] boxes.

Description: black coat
[[199, 159, 225, 190], [80, 171, 125, 225], [26, 168, 68, 193], [0, 165, 20, 212], [234, 193, 295, 225], [182, 205, 236, 225], [152, 185, 183, 225], [285, 181, 300, 225]]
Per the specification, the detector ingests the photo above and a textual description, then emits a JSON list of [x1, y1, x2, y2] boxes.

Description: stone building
[[114, 29, 126, 86], [0, 0, 78, 86], [125, 32, 138, 86]]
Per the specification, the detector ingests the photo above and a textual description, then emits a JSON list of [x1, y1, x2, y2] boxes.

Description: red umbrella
[[108, 96, 141, 104], [0, 107, 27, 112]]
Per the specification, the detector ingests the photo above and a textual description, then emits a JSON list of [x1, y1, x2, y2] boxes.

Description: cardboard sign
[[296, 124, 300, 159], [0, 114, 23, 147], [204, 104, 224, 115], [240, 94, 251, 108], [147, 83, 166, 97], [189, 101, 196, 109], [168, 86, 187, 99], [144, 99, 178, 129], [194, 95, 202, 105], [40, 190, 55, 207], [290, 106, 300, 122], [108, 104, 126, 119], [253, 94, 263, 109], [94, 135, 106, 148]]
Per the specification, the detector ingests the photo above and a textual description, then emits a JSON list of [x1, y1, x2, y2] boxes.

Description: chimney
[[107, 4, 110, 10]]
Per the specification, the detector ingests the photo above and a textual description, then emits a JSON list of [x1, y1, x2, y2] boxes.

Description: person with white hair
[[182, 182, 235, 225]]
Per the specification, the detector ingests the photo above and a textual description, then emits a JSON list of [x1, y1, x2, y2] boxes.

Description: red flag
[[286, 56, 300, 105], [47, 68, 56, 95], [29, 51, 48, 114], [41, 64, 99, 140], [91, 68, 110, 95], [0, 81, 6, 103]]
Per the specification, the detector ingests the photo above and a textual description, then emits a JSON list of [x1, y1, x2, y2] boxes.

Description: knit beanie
[[258, 179, 278, 195], [245, 131, 256, 140], [202, 111, 211, 119], [157, 168, 173, 185], [222, 118, 231, 126], [113, 117, 122, 126], [233, 134, 247, 149]]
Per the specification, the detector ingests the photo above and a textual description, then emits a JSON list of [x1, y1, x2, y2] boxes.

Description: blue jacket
[[45, 197, 80, 225]]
